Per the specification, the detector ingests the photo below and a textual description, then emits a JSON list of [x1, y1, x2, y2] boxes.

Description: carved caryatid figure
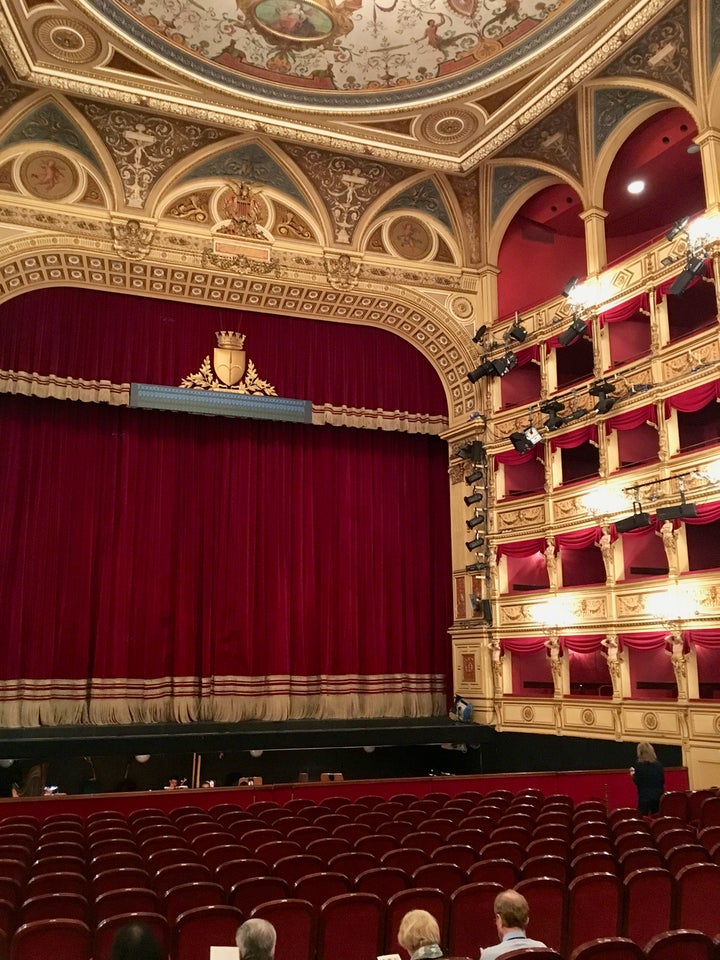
[[596, 524, 615, 585], [657, 519, 679, 576], [544, 535, 558, 588]]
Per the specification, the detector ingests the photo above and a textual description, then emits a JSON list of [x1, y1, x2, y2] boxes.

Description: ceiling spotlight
[[507, 322, 528, 343], [467, 360, 496, 383], [464, 491, 483, 507], [564, 406, 588, 423], [666, 217, 690, 241], [656, 502, 698, 521], [466, 514, 485, 529], [557, 316, 588, 347], [627, 180, 645, 195], [561, 276, 579, 298], [493, 352, 518, 377], [465, 534, 485, 552], [466, 469, 484, 485], [615, 501, 651, 533], [510, 426, 543, 453], [472, 325, 488, 344], [668, 256, 706, 296], [594, 394, 615, 414]]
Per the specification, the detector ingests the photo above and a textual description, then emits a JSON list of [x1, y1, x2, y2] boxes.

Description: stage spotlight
[[507, 322, 528, 343], [456, 440, 484, 461], [594, 394, 615, 414], [467, 360, 496, 383], [465, 534, 485, 552], [589, 380, 615, 397], [615, 502, 651, 533], [466, 514, 485, 529], [471, 325, 488, 344], [493, 351, 518, 377], [564, 406, 588, 423], [657, 502, 698, 521], [541, 400, 565, 432], [666, 217, 690, 241], [557, 317, 588, 347], [466, 469, 484, 485], [561, 276, 579, 298], [669, 256, 706, 296], [510, 426, 542, 453], [591, 379, 615, 414], [465, 561, 487, 573], [464, 491, 483, 506]]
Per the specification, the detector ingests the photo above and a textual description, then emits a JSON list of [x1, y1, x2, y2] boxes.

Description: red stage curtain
[[502, 636, 548, 654], [605, 404, 657, 433], [549, 425, 598, 451], [618, 632, 669, 650], [663, 381, 720, 417], [555, 527, 602, 550], [0, 288, 447, 415], [0, 394, 452, 723], [598, 293, 650, 326], [561, 635, 605, 653], [497, 539, 546, 559]]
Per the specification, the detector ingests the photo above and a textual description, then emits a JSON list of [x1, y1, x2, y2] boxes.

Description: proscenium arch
[[0, 235, 477, 426]]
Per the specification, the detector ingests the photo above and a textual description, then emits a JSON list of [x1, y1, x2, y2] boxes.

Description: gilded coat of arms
[[180, 331, 277, 395]]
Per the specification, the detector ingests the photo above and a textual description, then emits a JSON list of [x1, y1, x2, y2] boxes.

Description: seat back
[[250, 899, 317, 960], [317, 893, 384, 960], [621, 867, 672, 946], [229, 876, 290, 915], [173, 904, 244, 960], [295, 871, 352, 908], [94, 912, 169, 960], [673, 862, 720, 933], [569, 937, 645, 960], [448, 882, 502, 958], [565, 873, 621, 955], [10, 919, 90, 960], [515, 877, 566, 954], [645, 929, 715, 960]]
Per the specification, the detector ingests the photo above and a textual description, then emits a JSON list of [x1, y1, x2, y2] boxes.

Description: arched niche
[[602, 106, 705, 265], [496, 182, 586, 318]]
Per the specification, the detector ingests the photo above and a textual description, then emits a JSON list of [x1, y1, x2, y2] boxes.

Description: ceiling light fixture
[[627, 180, 645, 195]]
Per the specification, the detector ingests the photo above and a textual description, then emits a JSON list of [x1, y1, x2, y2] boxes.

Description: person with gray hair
[[479, 890, 547, 960], [236, 919, 277, 960]]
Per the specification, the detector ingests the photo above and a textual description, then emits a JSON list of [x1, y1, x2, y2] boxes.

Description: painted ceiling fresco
[[90, 0, 587, 108]]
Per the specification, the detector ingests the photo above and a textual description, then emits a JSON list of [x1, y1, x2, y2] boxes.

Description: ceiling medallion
[[235, 0, 353, 48], [521, 705, 535, 722], [581, 708, 595, 725], [19, 152, 79, 201], [451, 296, 473, 320], [642, 711, 658, 730], [35, 17, 101, 63], [420, 109, 480, 145]]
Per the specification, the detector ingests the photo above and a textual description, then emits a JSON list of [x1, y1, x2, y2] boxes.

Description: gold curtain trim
[[311, 404, 447, 434], [0, 369, 129, 405], [0, 675, 447, 726]]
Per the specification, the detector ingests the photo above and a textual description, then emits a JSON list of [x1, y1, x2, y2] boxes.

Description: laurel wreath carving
[[180, 356, 277, 396]]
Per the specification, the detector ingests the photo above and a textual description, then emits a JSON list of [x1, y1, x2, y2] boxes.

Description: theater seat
[[569, 937, 645, 960]]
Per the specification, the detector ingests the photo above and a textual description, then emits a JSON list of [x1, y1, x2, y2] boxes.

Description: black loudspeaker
[[482, 599, 493, 624], [668, 257, 705, 296]]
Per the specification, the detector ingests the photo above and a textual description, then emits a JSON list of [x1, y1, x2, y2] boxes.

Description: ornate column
[[545, 631, 564, 698], [695, 129, 720, 207], [601, 633, 623, 699], [596, 524, 616, 586], [544, 535, 558, 589], [580, 207, 608, 274], [668, 631, 689, 703], [656, 520, 679, 577], [488, 635, 504, 698]]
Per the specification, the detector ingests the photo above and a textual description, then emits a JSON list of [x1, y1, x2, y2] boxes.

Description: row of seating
[[501, 930, 720, 960]]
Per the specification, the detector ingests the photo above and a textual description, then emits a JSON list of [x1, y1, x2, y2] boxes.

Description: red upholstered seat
[[385, 887, 449, 952], [412, 862, 466, 896], [215, 857, 267, 893], [327, 851, 377, 881], [317, 893, 384, 960], [94, 913, 169, 960], [294, 871, 352, 907], [250, 899, 317, 960], [380, 848, 429, 874], [332, 823, 372, 844], [515, 876, 566, 954], [201, 843, 251, 873], [10, 918, 91, 960], [172, 904, 243, 960], [645, 929, 715, 960], [152, 862, 212, 896], [306, 837, 352, 862], [480, 841, 524, 867], [658, 791, 689, 820], [665, 844, 711, 876], [164, 880, 225, 924], [19, 892, 88, 925], [229, 876, 290, 914], [94, 887, 160, 924], [254, 839, 303, 865], [521, 855, 568, 883], [288, 826, 329, 847], [448, 882, 502, 959], [621, 867, 672, 946], [354, 834, 397, 858], [565, 873, 621, 955], [467, 858, 520, 888], [402, 831, 444, 855], [569, 936, 645, 960], [431, 844, 477, 870], [618, 847, 663, 876], [673, 862, 720, 933], [354, 866, 409, 900]]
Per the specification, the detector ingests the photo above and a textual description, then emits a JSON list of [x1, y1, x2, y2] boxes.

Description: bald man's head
[[494, 890, 530, 931]]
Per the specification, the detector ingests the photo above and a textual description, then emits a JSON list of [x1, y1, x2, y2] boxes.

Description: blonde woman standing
[[631, 741, 665, 814]]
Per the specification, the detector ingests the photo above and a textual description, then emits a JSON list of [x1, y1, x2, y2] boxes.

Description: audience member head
[[637, 742, 658, 762], [236, 919, 277, 960], [494, 889, 530, 933], [110, 922, 164, 960], [398, 910, 441, 956]]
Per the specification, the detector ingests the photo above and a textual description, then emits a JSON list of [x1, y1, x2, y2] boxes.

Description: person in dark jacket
[[631, 741, 665, 814]]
